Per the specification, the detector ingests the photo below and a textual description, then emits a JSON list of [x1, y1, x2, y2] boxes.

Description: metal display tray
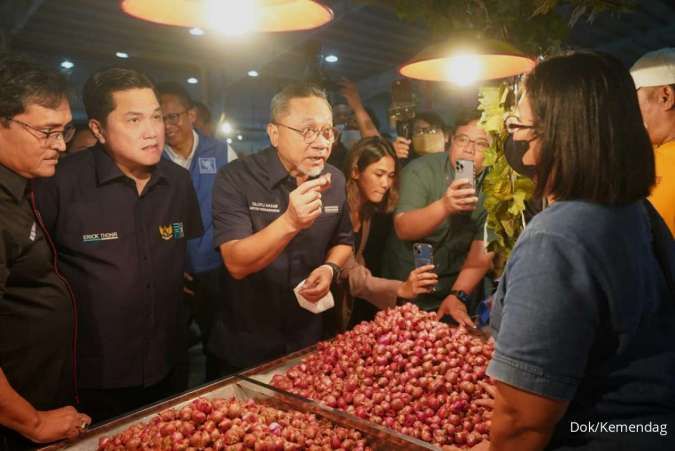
[[40, 374, 431, 450], [241, 346, 437, 450]]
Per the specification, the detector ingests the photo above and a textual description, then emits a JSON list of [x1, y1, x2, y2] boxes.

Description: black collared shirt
[[211, 147, 353, 368], [34, 145, 203, 389], [0, 164, 74, 410]]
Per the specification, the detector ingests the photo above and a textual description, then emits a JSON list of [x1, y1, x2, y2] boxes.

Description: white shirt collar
[[165, 130, 199, 170]]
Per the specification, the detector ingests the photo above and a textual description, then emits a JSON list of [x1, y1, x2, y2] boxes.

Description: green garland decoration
[[478, 83, 535, 276]]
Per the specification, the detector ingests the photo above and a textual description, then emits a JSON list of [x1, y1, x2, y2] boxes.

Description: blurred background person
[[328, 79, 381, 173], [65, 123, 97, 154], [630, 47, 675, 235], [193, 101, 215, 137], [392, 111, 450, 163], [158, 82, 235, 382]]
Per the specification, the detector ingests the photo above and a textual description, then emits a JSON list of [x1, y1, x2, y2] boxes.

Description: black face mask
[[504, 135, 537, 178]]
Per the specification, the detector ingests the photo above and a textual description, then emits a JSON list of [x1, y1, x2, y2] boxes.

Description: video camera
[[389, 79, 416, 139]]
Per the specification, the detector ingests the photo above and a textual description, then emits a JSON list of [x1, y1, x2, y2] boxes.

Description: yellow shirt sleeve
[[648, 141, 675, 236]]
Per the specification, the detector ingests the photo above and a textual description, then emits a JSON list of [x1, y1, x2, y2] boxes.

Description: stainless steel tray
[[41, 374, 431, 450]]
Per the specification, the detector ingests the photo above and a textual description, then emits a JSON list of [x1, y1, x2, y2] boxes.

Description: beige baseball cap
[[630, 47, 675, 89]]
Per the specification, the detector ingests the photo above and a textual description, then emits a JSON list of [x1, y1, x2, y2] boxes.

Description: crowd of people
[[0, 46, 673, 451]]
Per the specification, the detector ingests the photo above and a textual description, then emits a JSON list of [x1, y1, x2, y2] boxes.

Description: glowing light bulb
[[220, 121, 233, 135], [445, 54, 483, 86]]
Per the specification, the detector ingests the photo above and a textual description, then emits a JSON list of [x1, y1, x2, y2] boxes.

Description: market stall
[[43, 304, 493, 450]]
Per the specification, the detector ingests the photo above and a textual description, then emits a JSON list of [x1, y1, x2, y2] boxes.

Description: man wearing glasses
[[0, 55, 90, 449], [157, 82, 234, 381], [382, 110, 494, 327], [210, 83, 353, 374]]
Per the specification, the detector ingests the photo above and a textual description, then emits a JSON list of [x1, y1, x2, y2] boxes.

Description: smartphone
[[413, 242, 433, 268], [455, 159, 475, 188]]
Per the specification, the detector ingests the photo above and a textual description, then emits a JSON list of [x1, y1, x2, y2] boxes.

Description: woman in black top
[[338, 137, 437, 330]]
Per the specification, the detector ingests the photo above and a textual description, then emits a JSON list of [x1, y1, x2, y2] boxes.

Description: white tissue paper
[[294, 279, 334, 314]]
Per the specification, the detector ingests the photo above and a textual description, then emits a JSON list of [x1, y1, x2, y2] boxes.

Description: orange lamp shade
[[120, 0, 333, 32], [400, 36, 536, 83]]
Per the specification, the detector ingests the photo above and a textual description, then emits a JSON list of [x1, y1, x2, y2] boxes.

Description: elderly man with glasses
[[0, 54, 90, 450], [382, 110, 494, 327], [209, 82, 353, 375]]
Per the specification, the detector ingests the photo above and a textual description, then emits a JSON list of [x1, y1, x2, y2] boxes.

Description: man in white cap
[[630, 47, 675, 235]]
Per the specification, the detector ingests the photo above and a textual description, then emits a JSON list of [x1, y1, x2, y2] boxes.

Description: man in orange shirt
[[630, 47, 675, 235]]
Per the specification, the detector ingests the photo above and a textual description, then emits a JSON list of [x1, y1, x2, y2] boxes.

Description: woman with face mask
[[472, 52, 675, 451], [329, 137, 439, 331]]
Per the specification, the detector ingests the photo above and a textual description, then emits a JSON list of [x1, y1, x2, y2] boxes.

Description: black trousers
[[78, 365, 187, 425], [186, 267, 229, 383]]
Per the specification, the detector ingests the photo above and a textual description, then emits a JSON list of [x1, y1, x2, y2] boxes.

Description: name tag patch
[[249, 201, 280, 213], [83, 232, 119, 242], [324, 205, 339, 214], [198, 157, 217, 174], [159, 222, 184, 240]]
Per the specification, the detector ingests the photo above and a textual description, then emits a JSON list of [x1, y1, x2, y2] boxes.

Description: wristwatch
[[323, 262, 342, 285], [449, 289, 471, 305]]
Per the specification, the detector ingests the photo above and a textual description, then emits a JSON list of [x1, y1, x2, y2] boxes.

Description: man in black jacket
[[0, 54, 90, 450]]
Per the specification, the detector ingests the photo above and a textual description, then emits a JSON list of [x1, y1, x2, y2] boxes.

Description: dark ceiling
[[2, 0, 674, 152]]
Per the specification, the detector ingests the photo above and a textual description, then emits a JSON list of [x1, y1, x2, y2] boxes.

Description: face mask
[[504, 135, 537, 178], [412, 133, 445, 155], [341, 130, 361, 149]]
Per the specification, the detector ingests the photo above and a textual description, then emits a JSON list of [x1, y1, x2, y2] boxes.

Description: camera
[[389, 79, 416, 139]]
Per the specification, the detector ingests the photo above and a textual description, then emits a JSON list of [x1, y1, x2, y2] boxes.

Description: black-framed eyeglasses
[[504, 114, 537, 135], [163, 110, 189, 125], [9, 118, 76, 144], [413, 127, 443, 136], [453, 133, 490, 151], [273, 122, 337, 144]]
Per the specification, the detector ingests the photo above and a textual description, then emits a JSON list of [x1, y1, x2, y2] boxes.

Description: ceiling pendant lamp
[[400, 33, 536, 85], [120, 0, 333, 33]]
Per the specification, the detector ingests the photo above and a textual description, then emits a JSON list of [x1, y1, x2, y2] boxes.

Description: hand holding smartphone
[[455, 159, 475, 188], [443, 159, 478, 214], [413, 243, 433, 268]]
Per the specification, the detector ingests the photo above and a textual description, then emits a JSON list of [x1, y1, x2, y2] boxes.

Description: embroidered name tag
[[198, 157, 217, 174], [159, 223, 184, 240], [249, 202, 280, 213], [324, 205, 339, 214], [83, 232, 119, 242]]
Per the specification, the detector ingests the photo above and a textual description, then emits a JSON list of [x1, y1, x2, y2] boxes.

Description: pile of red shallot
[[271, 304, 494, 448], [97, 397, 373, 450]]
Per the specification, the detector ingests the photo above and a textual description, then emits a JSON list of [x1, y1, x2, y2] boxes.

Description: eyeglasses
[[9, 118, 76, 144], [274, 122, 337, 144], [453, 134, 490, 152], [163, 110, 189, 125], [504, 114, 537, 134], [413, 127, 443, 136]]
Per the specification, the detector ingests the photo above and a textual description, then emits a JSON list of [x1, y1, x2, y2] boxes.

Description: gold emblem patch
[[159, 224, 173, 240]]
